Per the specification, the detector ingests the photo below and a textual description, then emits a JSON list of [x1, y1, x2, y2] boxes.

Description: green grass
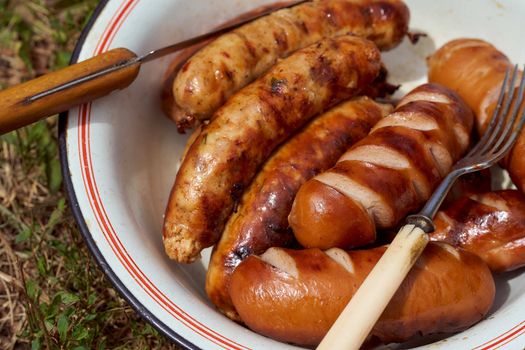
[[0, 1, 178, 349]]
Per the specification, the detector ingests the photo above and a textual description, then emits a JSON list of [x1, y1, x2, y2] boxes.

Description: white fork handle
[[316, 224, 429, 350]]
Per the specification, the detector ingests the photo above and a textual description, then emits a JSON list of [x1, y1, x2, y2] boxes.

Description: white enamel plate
[[59, 0, 525, 349]]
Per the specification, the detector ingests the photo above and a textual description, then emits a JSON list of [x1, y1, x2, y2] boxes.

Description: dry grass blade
[[0, 230, 25, 350]]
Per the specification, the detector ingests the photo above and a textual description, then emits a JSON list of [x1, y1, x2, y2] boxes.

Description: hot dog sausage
[[172, 0, 409, 131], [206, 97, 392, 320], [163, 35, 382, 263], [427, 39, 513, 131], [442, 170, 492, 207], [230, 244, 495, 347], [427, 39, 525, 192], [289, 83, 473, 249], [430, 190, 525, 272]]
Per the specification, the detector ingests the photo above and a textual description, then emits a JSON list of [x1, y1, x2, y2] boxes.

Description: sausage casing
[[289, 83, 473, 249], [431, 190, 525, 272], [427, 38, 525, 192], [172, 0, 409, 130], [427, 39, 511, 131], [230, 244, 495, 347], [206, 97, 392, 320], [163, 35, 382, 263]]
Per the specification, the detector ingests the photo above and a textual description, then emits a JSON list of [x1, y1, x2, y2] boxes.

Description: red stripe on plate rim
[[474, 320, 525, 350]]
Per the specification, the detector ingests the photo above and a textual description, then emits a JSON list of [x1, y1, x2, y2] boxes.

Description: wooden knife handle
[[0, 48, 140, 134]]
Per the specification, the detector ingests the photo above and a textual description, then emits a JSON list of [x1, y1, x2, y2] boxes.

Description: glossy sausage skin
[[427, 39, 525, 192], [161, 2, 289, 129], [442, 170, 492, 207], [172, 0, 410, 131], [163, 36, 382, 263], [206, 97, 391, 320], [230, 244, 495, 347], [430, 190, 525, 272], [161, 42, 210, 125], [427, 39, 514, 131], [289, 83, 473, 249]]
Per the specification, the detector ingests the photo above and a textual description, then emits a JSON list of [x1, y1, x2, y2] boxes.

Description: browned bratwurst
[[161, 42, 210, 122], [206, 97, 392, 320], [163, 35, 383, 263], [431, 190, 525, 272], [172, 0, 409, 131], [162, 2, 288, 126], [427, 39, 525, 193], [289, 84, 473, 249], [230, 244, 495, 347]]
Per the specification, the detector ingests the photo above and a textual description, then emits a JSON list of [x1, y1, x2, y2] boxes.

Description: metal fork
[[317, 65, 525, 350]]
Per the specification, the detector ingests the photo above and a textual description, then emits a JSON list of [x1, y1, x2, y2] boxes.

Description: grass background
[[0, 1, 179, 349]]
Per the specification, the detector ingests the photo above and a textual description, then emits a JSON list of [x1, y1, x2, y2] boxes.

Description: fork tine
[[454, 65, 524, 172], [465, 67, 511, 158], [490, 67, 525, 160], [478, 65, 520, 155], [490, 106, 525, 163], [491, 65, 524, 152]]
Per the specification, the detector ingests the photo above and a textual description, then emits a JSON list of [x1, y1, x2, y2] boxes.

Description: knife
[[0, 0, 308, 135]]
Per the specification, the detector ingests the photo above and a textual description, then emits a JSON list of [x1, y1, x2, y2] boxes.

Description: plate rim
[[57, 1, 199, 349], [56, 1, 525, 349]]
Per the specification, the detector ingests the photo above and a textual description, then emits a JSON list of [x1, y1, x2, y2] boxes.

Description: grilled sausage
[[230, 244, 495, 347], [430, 190, 525, 272], [289, 84, 473, 249], [172, 0, 409, 131], [163, 35, 383, 263], [442, 170, 492, 207], [161, 1, 289, 129], [206, 97, 392, 320], [161, 42, 210, 127], [427, 38, 525, 192]]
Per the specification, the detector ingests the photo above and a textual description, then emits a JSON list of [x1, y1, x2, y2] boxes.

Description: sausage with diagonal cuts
[[230, 244, 495, 347], [289, 83, 473, 249], [430, 190, 525, 272], [427, 38, 525, 193]]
